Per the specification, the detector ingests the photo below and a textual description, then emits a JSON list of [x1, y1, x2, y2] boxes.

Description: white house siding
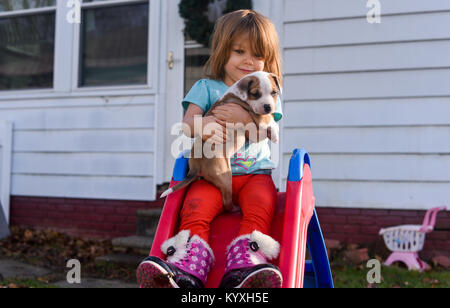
[[279, 0, 450, 210], [0, 95, 156, 201], [0, 0, 163, 206]]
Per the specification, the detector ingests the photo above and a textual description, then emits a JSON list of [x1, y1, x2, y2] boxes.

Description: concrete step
[[111, 235, 153, 255], [95, 253, 145, 267], [0, 259, 53, 279], [54, 277, 138, 288], [136, 208, 162, 237]]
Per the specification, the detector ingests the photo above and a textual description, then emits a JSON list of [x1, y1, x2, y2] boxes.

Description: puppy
[[161, 71, 280, 211]]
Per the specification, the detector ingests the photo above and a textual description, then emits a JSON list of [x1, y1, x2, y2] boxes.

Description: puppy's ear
[[269, 73, 281, 95], [236, 76, 254, 101]]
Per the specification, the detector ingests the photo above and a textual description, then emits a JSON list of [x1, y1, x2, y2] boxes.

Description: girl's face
[[223, 34, 265, 87]]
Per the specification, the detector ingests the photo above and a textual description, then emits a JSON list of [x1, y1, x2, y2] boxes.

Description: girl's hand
[[211, 104, 252, 126], [201, 116, 228, 144]]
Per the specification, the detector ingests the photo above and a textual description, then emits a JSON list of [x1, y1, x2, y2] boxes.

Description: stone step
[[136, 208, 162, 237], [0, 259, 53, 279], [95, 253, 145, 267], [111, 235, 153, 255], [54, 277, 138, 288]]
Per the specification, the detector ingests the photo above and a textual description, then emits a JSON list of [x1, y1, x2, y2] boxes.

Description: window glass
[[184, 45, 210, 96], [0, 0, 56, 12], [0, 13, 55, 90], [79, 2, 149, 87]]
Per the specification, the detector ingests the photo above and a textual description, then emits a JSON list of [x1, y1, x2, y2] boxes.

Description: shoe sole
[[238, 267, 283, 288], [136, 261, 179, 288]]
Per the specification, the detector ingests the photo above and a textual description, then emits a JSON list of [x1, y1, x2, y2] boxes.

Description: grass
[[332, 264, 450, 288]]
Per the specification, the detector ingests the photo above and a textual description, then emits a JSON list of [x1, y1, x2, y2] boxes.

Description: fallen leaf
[[24, 230, 33, 242]]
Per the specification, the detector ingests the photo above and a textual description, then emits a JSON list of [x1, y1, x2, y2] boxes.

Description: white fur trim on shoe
[[160, 230, 190, 263], [250, 231, 280, 260], [160, 231, 216, 265], [226, 231, 281, 261]]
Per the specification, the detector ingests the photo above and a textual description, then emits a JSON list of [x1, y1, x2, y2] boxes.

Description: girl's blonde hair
[[204, 10, 282, 85]]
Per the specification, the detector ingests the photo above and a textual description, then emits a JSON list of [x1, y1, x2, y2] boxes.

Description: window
[[0, 0, 56, 91], [184, 36, 210, 96], [0, 0, 55, 11], [79, 0, 149, 87]]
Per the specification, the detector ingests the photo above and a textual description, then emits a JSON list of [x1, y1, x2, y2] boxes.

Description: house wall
[[2, 0, 166, 239], [5, 1, 450, 255], [0, 96, 156, 201], [10, 195, 165, 239], [0, 0, 161, 203], [278, 0, 450, 210]]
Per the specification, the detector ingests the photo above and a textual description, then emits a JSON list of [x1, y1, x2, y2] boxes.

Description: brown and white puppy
[[161, 71, 280, 211]]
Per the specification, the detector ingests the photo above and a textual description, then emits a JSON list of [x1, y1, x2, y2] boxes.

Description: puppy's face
[[237, 71, 280, 115]]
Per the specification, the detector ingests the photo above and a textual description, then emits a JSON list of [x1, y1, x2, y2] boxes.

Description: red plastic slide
[[149, 149, 315, 288]]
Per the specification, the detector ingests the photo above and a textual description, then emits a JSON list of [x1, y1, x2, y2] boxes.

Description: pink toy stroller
[[379, 206, 447, 271]]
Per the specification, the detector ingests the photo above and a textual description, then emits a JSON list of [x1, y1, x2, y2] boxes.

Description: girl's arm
[[183, 103, 227, 144], [212, 103, 270, 143], [182, 103, 204, 138]]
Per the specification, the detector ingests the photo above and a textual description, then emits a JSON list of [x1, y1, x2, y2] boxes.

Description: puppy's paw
[[268, 125, 279, 144]]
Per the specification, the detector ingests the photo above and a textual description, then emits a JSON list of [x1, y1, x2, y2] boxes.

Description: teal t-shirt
[[182, 79, 283, 175]]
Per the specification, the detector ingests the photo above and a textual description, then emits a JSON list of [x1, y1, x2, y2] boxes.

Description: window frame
[[0, 0, 159, 99], [73, 0, 155, 92], [0, 3, 57, 93], [0, 6, 55, 17]]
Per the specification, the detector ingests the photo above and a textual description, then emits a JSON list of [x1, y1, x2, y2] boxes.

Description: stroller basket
[[380, 226, 426, 253]]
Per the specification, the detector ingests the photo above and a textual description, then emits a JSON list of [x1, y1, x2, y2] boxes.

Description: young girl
[[137, 10, 283, 288]]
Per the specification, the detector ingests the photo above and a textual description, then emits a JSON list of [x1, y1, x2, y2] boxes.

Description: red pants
[[179, 174, 277, 242]]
